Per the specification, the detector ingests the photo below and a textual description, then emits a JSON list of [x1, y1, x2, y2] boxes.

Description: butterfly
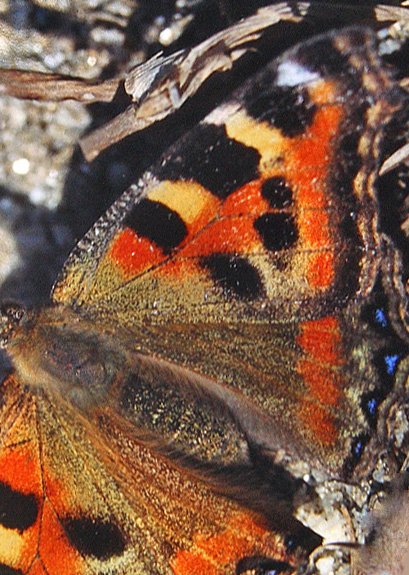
[[0, 18, 408, 575]]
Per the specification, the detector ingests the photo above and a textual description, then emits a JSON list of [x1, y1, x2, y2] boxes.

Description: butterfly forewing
[[52, 28, 407, 479]]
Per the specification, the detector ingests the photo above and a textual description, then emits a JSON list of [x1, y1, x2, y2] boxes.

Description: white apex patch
[[276, 60, 320, 87], [205, 101, 241, 125]]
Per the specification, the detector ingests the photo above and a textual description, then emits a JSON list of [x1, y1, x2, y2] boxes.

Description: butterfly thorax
[[0, 304, 125, 409]]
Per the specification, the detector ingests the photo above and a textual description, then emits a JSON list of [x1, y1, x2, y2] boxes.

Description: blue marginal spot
[[353, 440, 364, 457], [374, 307, 388, 328], [361, 391, 380, 428], [343, 434, 370, 478], [366, 397, 378, 417], [384, 353, 400, 375]]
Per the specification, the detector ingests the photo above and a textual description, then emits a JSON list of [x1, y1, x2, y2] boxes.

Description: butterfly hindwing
[[0, 372, 306, 575]]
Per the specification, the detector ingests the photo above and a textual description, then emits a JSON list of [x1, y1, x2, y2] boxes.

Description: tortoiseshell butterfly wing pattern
[[52, 27, 407, 479], [0, 21, 408, 575]]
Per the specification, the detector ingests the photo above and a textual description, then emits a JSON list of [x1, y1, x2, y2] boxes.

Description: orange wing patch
[[0, 377, 87, 575], [296, 317, 345, 446], [171, 513, 294, 575]]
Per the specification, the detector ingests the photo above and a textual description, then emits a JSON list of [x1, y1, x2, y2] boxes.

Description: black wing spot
[[254, 213, 297, 251], [261, 177, 293, 209], [236, 556, 293, 575], [64, 516, 127, 560], [0, 565, 24, 575], [201, 254, 263, 300], [125, 198, 187, 253], [284, 524, 322, 556], [246, 85, 317, 138], [0, 481, 38, 532], [297, 34, 357, 77], [331, 103, 366, 202], [159, 123, 260, 199]]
